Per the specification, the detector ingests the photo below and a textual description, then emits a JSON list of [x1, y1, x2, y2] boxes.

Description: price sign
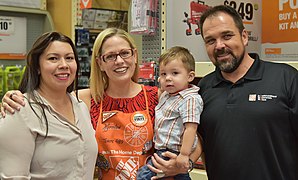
[[223, 0, 257, 23], [0, 16, 15, 35], [0, 16, 26, 59]]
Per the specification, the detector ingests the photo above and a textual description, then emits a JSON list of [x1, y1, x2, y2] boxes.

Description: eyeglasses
[[101, 49, 134, 62]]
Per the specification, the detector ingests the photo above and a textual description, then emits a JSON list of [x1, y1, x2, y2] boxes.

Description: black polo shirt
[[198, 54, 298, 180]]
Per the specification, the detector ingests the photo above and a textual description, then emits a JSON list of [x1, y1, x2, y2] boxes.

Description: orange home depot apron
[[95, 86, 154, 180]]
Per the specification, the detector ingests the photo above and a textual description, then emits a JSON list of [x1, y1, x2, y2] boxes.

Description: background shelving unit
[[0, 5, 54, 67], [0, 2, 55, 99]]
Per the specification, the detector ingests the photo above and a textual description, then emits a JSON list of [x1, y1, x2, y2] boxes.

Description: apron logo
[[102, 112, 117, 122], [115, 157, 138, 180], [124, 123, 149, 147]]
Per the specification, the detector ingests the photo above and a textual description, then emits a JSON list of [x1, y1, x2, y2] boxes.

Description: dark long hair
[[18, 31, 79, 136]]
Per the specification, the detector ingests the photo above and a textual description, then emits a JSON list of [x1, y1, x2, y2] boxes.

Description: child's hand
[[176, 154, 190, 169]]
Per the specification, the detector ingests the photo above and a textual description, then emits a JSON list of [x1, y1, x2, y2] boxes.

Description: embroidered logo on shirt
[[249, 94, 277, 102], [249, 94, 257, 101]]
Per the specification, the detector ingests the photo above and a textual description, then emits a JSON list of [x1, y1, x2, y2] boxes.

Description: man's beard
[[214, 48, 245, 73]]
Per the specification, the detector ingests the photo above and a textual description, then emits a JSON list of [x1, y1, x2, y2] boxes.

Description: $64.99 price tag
[[0, 16, 15, 35]]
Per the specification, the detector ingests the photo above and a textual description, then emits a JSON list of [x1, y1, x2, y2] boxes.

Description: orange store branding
[[113, 157, 138, 180], [262, 0, 298, 43]]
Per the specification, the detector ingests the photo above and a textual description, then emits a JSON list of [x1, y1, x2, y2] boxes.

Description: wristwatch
[[188, 159, 194, 172]]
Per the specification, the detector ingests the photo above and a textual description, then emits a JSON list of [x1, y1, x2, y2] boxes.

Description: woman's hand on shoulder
[[1, 90, 24, 117]]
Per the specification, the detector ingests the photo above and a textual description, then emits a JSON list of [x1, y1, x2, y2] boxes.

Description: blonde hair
[[90, 28, 139, 103], [159, 46, 195, 72]]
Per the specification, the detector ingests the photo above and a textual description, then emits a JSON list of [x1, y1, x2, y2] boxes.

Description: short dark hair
[[199, 5, 245, 38]]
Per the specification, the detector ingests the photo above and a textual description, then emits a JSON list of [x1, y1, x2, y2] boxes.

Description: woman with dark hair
[[0, 32, 97, 179]]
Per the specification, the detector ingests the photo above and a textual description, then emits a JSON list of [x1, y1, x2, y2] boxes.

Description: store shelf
[[0, 5, 54, 32], [0, 4, 55, 98]]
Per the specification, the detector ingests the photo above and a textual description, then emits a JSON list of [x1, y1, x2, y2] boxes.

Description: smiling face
[[38, 41, 77, 92], [159, 58, 194, 94], [98, 36, 137, 85], [202, 12, 248, 73]]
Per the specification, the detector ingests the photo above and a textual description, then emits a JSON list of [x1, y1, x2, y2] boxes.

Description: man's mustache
[[214, 48, 230, 57]]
